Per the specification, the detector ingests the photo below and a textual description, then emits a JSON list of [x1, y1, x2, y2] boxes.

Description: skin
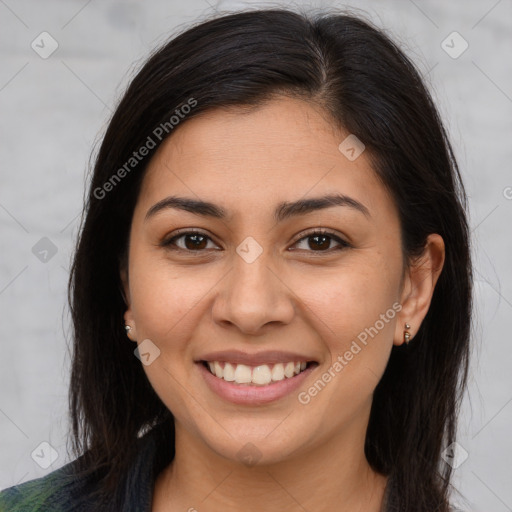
[[121, 96, 445, 511]]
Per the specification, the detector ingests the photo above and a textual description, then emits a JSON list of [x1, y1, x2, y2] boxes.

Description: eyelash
[[161, 228, 351, 254]]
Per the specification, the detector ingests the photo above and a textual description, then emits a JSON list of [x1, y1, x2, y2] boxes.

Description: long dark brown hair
[[67, 8, 472, 511]]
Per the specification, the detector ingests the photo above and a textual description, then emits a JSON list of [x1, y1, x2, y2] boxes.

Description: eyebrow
[[145, 193, 370, 223]]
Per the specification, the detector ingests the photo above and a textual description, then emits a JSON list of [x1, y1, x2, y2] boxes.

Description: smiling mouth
[[201, 360, 318, 386]]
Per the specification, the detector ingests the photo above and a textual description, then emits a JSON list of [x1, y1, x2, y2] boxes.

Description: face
[[122, 96, 430, 466]]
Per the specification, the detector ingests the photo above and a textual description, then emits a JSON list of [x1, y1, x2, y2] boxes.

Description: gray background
[[1, 0, 511, 510]]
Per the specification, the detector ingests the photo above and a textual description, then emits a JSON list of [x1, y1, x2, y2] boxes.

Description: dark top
[[0, 428, 162, 512], [0, 426, 394, 511]]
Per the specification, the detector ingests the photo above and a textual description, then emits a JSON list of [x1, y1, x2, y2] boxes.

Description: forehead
[[137, 97, 395, 221]]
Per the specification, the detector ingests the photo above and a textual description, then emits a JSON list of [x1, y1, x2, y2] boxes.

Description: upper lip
[[196, 350, 317, 366]]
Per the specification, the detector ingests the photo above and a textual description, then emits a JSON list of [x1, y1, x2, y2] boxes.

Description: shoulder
[[0, 425, 171, 512], [0, 458, 97, 512]]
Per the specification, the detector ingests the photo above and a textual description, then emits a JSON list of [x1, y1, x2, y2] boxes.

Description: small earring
[[404, 323, 411, 344], [125, 325, 131, 333]]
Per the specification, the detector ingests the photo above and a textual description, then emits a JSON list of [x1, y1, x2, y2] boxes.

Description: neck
[[153, 422, 388, 512]]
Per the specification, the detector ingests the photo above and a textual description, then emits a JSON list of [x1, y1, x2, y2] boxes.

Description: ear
[[120, 265, 137, 342], [394, 233, 445, 346]]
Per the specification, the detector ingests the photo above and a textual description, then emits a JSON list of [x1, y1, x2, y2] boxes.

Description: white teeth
[[205, 360, 309, 385], [252, 365, 272, 385], [284, 362, 295, 378], [271, 363, 284, 381], [214, 361, 223, 379], [234, 364, 252, 384], [223, 362, 235, 381]]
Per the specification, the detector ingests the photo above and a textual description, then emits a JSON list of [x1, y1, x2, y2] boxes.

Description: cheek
[[291, 254, 400, 374], [302, 259, 398, 330], [127, 258, 212, 419], [129, 251, 212, 338], [291, 269, 398, 420]]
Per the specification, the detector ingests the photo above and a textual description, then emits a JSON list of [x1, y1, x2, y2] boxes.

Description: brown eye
[[307, 234, 331, 251], [162, 231, 218, 251], [181, 233, 208, 250], [292, 230, 350, 252]]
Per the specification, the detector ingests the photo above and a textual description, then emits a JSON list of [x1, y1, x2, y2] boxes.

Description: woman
[[0, 7, 471, 512]]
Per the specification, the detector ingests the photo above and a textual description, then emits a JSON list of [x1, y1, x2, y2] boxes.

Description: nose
[[211, 249, 296, 336]]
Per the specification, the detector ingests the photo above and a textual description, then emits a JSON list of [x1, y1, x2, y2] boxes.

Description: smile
[[203, 360, 310, 386], [197, 354, 319, 405]]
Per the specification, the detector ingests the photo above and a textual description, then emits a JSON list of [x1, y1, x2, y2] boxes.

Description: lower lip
[[197, 362, 316, 405]]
